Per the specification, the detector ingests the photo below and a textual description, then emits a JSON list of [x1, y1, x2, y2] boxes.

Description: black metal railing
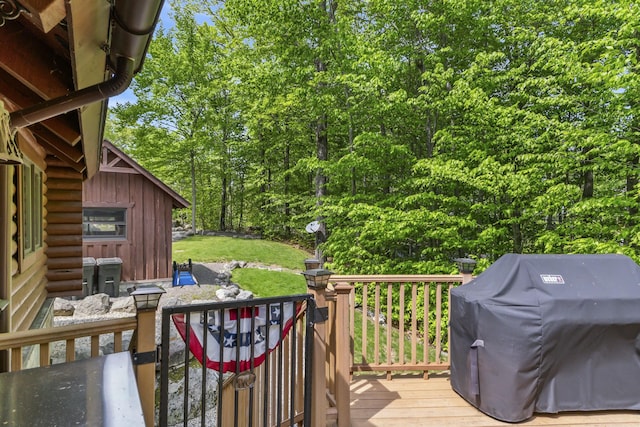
[[159, 294, 315, 427]]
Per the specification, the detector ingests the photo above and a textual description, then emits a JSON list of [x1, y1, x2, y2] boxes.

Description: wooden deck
[[350, 373, 640, 426]]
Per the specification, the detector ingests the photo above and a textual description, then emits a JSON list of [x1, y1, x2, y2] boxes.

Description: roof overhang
[[68, 0, 111, 178], [0, 0, 164, 179]]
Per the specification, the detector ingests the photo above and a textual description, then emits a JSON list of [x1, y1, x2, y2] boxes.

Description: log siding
[[44, 157, 84, 297]]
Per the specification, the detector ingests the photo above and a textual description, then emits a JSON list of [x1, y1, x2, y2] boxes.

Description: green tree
[[111, 3, 239, 232], [111, 0, 640, 272]]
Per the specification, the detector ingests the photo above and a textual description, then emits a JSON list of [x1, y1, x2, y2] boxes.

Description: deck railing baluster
[[398, 282, 405, 367], [361, 283, 368, 364], [328, 275, 464, 379], [435, 282, 442, 365], [423, 282, 430, 379], [386, 282, 392, 379], [411, 283, 417, 365], [374, 283, 380, 365]]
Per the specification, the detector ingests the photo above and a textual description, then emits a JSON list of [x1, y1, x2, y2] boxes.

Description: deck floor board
[[350, 374, 640, 426]]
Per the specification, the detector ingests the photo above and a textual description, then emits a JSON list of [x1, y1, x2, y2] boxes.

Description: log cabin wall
[[44, 157, 84, 298], [83, 142, 188, 281], [10, 140, 49, 332]]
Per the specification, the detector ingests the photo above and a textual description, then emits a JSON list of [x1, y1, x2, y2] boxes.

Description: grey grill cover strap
[[470, 340, 484, 397]]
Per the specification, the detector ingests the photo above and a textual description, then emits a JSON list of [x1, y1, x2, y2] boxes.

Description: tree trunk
[[315, 112, 328, 259], [582, 169, 593, 199], [313, 0, 336, 260], [628, 38, 640, 225], [512, 212, 523, 253], [628, 155, 639, 219], [380, 123, 390, 194], [190, 148, 197, 232], [284, 141, 291, 237], [345, 87, 356, 196], [238, 178, 244, 231], [219, 174, 227, 231]]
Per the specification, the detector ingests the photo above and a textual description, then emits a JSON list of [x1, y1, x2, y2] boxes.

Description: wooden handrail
[[0, 314, 165, 424], [0, 317, 138, 372], [330, 274, 463, 283], [0, 317, 137, 351]]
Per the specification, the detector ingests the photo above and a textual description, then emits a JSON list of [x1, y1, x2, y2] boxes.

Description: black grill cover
[[450, 253, 640, 422]]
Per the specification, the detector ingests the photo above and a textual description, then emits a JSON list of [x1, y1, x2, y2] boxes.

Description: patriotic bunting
[[172, 302, 302, 373]]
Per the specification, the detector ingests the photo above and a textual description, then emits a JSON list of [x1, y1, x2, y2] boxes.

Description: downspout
[[8, 0, 165, 131], [9, 57, 134, 130]]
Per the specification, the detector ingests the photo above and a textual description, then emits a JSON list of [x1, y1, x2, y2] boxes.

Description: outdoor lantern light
[[129, 285, 166, 311], [454, 257, 477, 275], [304, 258, 322, 270], [302, 268, 333, 289]]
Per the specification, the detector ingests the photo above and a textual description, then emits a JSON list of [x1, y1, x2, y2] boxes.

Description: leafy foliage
[[110, 0, 640, 276]]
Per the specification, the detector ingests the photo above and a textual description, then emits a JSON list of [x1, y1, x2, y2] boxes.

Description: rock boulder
[[75, 293, 110, 316], [53, 298, 74, 316]]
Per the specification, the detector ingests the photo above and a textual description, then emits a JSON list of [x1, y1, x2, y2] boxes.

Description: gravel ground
[[191, 263, 228, 284]]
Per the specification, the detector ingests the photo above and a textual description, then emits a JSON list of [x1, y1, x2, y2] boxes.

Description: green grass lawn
[[173, 235, 309, 297], [231, 268, 307, 297], [172, 235, 311, 270]]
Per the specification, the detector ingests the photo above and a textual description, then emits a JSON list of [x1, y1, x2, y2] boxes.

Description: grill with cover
[[450, 253, 640, 422]]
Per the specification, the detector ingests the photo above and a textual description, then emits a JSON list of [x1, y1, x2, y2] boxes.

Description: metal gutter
[[110, 0, 165, 75], [9, 0, 165, 131]]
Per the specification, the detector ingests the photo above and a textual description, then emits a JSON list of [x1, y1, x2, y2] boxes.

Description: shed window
[[83, 208, 127, 239]]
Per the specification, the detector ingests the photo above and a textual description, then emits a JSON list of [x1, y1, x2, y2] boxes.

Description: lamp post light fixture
[[304, 258, 322, 270], [302, 268, 333, 289], [129, 285, 166, 311], [455, 257, 477, 285], [454, 257, 477, 275]]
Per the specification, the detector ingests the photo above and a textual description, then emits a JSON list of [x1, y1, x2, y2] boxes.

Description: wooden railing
[[329, 274, 463, 378], [0, 317, 137, 371], [320, 273, 470, 427]]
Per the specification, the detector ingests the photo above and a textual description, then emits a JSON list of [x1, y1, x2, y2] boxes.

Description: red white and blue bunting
[[172, 302, 302, 373]]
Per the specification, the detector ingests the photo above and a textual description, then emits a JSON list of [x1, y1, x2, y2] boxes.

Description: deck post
[[307, 281, 328, 426], [134, 308, 158, 427], [455, 258, 477, 284], [461, 273, 474, 284], [334, 282, 352, 427], [132, 300, 159, 427], [130, 286, 165, 427]]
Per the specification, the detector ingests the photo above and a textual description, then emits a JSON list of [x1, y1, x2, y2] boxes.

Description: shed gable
[[100, 146, 140, 174]]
